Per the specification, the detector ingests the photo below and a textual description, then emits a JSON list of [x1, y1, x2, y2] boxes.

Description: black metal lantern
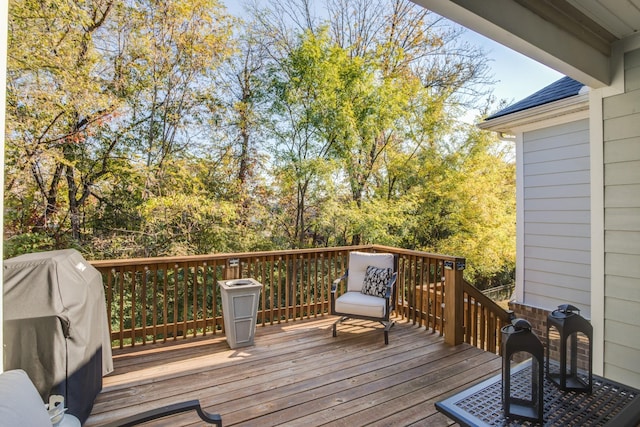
[[501, 318, 544, 424], [546, 304, 593, 392]]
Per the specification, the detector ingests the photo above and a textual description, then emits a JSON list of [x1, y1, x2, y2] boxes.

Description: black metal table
[[435, 361, 640, 426]]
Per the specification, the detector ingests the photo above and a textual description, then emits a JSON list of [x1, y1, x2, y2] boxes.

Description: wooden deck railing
[[91, 245, 511, 354], [463, 280, 513, 355]]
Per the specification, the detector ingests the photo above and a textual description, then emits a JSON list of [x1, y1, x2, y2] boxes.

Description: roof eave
[[477, 93, 590, 134], [412, 0, 613, 88]]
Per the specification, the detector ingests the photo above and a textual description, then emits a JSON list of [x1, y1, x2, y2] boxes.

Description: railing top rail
[[371, 244, 462, 261], [462, 279, 512, 323], [90, 245, 462, 268], [90, 245, 361, 268]]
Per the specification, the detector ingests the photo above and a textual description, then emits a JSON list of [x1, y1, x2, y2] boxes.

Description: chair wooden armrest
[[102, 400, 222, 427]]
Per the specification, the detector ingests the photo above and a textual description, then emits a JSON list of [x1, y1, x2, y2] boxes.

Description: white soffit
[[567, 0, 640, 39]]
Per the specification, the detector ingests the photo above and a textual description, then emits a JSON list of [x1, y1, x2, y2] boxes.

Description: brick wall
[[508, 301, 591, 372]]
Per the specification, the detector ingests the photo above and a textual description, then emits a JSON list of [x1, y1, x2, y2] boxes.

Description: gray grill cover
[[3, 249, 113, 423]]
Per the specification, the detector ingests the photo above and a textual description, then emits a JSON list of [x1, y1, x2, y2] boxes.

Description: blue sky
[[462, 29, 563, 109]]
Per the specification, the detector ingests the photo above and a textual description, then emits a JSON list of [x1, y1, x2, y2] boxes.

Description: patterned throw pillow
[[361, 265, 392, 298]]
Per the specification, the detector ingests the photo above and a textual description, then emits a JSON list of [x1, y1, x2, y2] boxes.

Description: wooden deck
[[86, 316, 501, 427]]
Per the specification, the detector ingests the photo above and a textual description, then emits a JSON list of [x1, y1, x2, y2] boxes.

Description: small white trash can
[[218, 278, 263, 349]]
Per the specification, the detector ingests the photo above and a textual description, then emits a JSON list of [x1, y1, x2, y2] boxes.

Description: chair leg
[[334, 317, 395, 343], [333, 316, 348, 338], [382, 320, 395, 345]]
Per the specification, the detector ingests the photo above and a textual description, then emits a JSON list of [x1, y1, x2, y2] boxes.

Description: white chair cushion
[[335, 291, 386, 318], [347, 252, 394, 292], [0, 369, 50, 427]]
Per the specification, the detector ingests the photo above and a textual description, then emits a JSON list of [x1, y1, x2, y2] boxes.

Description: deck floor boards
[[87, 316, 499, 427]]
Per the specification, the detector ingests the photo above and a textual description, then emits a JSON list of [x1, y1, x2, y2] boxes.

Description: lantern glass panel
[[501, 319, 544, 424], [546, 325, 561, 379], [545, 305, 593, 393], [505, 352, 540, 405]]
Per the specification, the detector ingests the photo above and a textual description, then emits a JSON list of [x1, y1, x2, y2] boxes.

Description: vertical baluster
[[141, 266, 148, 345], [182, 262, 188, 339], [106, 269, 113, 345], [284, 255, 290, 321], [464, 290, 471, 344], [305, 254, 311, 319], [405, 256, 411, 324], [202, 262, 208, 336], [319, 253, 325, 315], [278, 256, 284, 323], [439, 262, 445, 337], [212, 260, 218, 334], [162, 264, 168, 343], [417, 256, 424, 328], [412, 255, 418, 325], [486, 310, 495, 352], [496, 315, 502, 355], [305, 253, 309, 316], [297, 255, 302, 320], [405, 256, 410, 321], [427, 259, 434, 332], [313, 252, 318, 317], [480, 303, 487, 350], [171, 264, 178, 340], [259, 258, 266, 326], [253, 258, 267, 326], [118, 268, 124, 348], [296, 254, 301, 320], [473, 299, 479, 348], [337, 252, 341, 296], [299, 254, 305, 319], [131, 267, 137, 346], [472, 297, 479, 347], [192, 263, 197, 337], [434, 263, 440, 334], [269, 256, 275, 325], [152, 265, 158, 344], [398, 257, 409, 319], [407, 256, 413, 324], [330, 251, 335, 286]]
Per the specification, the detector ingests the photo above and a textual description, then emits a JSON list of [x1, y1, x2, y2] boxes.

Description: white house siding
[[602, 48, 640, 388], [522, 119, 591, 317]]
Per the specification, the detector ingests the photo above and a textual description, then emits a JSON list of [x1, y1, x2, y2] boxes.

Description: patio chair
[[330, 251, 398, 344]]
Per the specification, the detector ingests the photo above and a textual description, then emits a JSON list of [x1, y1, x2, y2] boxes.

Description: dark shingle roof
[[486, 76, 585, 120]]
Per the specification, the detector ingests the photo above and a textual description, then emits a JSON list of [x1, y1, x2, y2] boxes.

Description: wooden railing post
[[444, 257, 465, 346]]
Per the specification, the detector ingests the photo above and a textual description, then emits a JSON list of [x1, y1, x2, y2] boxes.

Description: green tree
[[6, 0, 118, 251], [101, 0, 234, 198], [396, 122, 516, 288], [264, 29, 340, 247], [5, 0, 515, 290], [436, 126, 516, 288]]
